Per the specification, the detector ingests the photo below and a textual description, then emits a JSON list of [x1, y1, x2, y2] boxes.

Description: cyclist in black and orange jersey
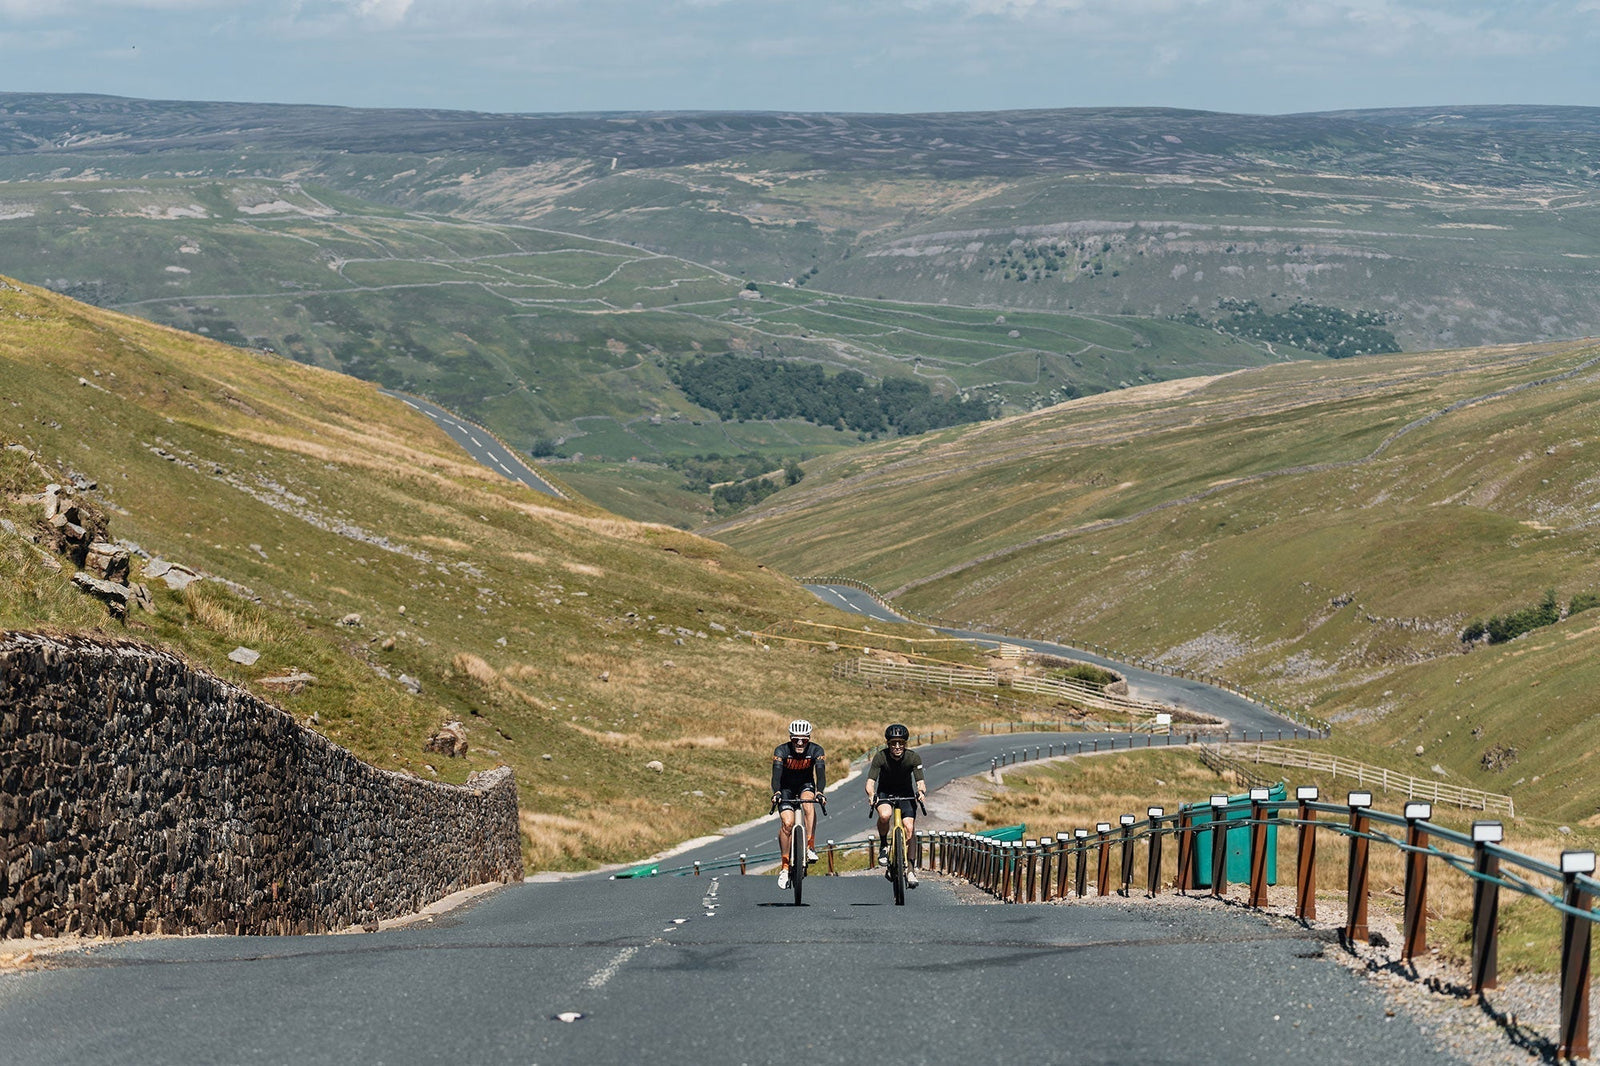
[[772, 719, 826, 891], [864, 723, 926, 886]]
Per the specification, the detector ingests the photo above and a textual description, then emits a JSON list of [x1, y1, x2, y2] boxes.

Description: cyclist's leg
[[902, 813, 919, 884], [875, 803, 893, 864], [799, 787, 821, 860], [778, 806, 796, 866], [801, 787, 818, 845]]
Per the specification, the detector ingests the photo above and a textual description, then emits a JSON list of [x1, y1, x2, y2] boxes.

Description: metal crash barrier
[[937, 787, 1597, 1060]]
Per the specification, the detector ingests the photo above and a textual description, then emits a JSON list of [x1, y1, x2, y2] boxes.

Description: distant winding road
[[382, 389, 563, 498]]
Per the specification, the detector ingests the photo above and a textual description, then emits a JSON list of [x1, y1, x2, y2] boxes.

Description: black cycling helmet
[[884, 723, 910, 742]]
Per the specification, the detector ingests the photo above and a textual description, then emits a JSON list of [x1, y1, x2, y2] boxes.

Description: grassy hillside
[[0, 175, 1281, 502], [5, 96, 1600, 532], [712, 340, 1600, 824], [0, 276, 987, 871]]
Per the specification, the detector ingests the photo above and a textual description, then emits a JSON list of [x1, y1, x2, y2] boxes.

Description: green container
[[613, 862, 660, 879], [1188, 783, 1284, 887], [973, 824, 1027, 842]]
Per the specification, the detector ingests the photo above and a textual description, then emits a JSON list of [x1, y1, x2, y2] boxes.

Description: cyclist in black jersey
[[865, 723, 925, 886], [772, 719, 826, 891]]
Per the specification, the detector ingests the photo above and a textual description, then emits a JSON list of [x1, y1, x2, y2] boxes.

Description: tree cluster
[[664, 452, 805, 516], [671, 353, 993, 436], [1458, 588, 1597, 646], [1177, 299, 1400, 359]]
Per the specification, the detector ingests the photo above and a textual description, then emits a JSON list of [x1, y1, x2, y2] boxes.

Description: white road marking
[[581, 946, 639, 991]]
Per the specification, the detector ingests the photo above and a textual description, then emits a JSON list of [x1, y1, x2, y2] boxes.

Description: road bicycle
[[871, 795, 928, 906], [769, 793, 826, 905]]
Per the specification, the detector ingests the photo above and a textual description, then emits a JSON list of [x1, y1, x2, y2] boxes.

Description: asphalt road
[[0, 874, 1464, 1066], [0, 593, 1470, 1065], [803, 583, 1298, 735], [381, 389, 563, 498]]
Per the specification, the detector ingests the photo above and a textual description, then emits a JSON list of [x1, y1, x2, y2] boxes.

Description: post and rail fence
[[931, 789, 1595, 1060]]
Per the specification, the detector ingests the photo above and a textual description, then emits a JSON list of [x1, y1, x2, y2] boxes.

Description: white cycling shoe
[[777, 868, 791, 890], [877, 850, 890, 867], [906, 868, 919, 887], [806, 847, 819, 864]]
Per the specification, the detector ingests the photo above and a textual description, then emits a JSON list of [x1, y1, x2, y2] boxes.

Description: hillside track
[[0, 872, 1465, 1065]]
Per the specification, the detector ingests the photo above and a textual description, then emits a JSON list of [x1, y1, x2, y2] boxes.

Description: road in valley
[[382, 389, 563, 498], [803, 582, 1298, 735]]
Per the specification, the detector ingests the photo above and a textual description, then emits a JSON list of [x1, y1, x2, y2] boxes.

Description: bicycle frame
[[873, 795, 927, 906], [770, 794, 826, 905]]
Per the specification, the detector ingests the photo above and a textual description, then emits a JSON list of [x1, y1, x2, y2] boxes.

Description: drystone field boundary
[[0, 631, 522, 939]]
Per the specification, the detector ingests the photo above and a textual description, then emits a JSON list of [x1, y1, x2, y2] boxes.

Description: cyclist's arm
[[913, 751, 927, 799], [771, 748, 784, 795], [864, 750, 883, 804], [812, 750, 826, 794]]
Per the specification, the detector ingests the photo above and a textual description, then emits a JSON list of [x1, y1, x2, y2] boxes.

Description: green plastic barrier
[[973, 824, 1027, 842], [1189, 783, 1284, 888], [613, 862, 660, 879]]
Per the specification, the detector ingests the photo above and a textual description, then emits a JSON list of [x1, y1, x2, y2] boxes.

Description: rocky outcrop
[[0, 632, 522, 939], [424, 720, 469, 758]]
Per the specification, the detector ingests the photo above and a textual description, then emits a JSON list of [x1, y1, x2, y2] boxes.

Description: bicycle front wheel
[[891, 825, 907, 906], [791, 828, 806, 906]]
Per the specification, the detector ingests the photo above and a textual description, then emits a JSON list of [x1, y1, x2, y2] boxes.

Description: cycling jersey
[[772, 739, 826, 795], [867, 746, 924, 801]]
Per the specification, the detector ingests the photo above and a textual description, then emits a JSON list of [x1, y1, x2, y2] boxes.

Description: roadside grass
[[970, 751, 1600, 977], [0, 277, 991, 871]]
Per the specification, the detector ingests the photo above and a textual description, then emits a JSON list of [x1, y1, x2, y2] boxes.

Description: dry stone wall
[[0, 631, 522, 939]]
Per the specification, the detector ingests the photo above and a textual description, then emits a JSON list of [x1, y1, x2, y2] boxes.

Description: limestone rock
[[147, 559, 202, 591], [398, 674, 423, 695], [424, 721, 469, 758], [85, 541, 130, 584], [646, 760, 665, 773], [258, 671, 317, 695], [338, 613, 362, 627], [228, 647, 260, 666], [71, 572, 130, 619]]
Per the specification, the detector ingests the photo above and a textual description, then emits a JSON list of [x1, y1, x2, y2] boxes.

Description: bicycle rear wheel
[[891, 825, 907, 906]]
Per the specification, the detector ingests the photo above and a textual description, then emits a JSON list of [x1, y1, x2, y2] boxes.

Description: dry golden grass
[[181, 584, 274, 647], [452, 652, 502, 686]]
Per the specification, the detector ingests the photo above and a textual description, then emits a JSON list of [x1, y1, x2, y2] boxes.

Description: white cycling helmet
[[789, 719, 812, 737]]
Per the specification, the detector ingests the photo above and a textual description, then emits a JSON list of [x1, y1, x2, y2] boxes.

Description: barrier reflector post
[[1344, 791, 1373, 945], [1558, 851, 1596, 1061], [1296, 787, 1319, 921], [1146, 808, 1165, 898], [1248, 787, 1271, 909], [1469, 822, 1502, 994], [1074, 829, 1090, 898], [1209, 794, 1230, 900], [1095, 823, 1113, 897], [1175, 807, 1195, 894], [1118, 814, 1137, 897], [1401, 802, 1433, 961]]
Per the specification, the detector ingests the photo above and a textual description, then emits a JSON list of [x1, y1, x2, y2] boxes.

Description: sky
[[1, 0, 1596, 117]]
